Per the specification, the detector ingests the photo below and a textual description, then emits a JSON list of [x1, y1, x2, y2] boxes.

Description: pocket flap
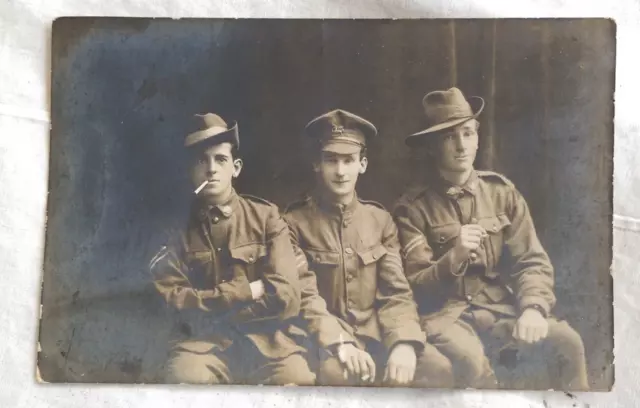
[[427, 223, 460, 245], [229, 244, 267, 264], [185, 250, 212, 264], [357, 244, 388, 265], [482, 285, 510, 303], [306, 249, 340, 266], [479, 213, 511, 235]]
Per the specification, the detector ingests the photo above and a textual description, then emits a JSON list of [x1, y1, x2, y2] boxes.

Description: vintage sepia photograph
[[39, 18, 614, 390]]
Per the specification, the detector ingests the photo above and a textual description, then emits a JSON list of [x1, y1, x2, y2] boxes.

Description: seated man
[[285, 109, 453, 387], [150, 113, 314, 385], [393, 88, 589, 390]]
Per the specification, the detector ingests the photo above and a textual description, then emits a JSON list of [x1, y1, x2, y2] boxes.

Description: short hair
[[423, 119, 480, 155], [188, 141, 241, 163]]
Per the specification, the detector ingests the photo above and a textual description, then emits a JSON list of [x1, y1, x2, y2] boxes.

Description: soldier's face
[[435, 120, 479, 173], [314, 151, 367, 201], [190, 142, 242, 201]]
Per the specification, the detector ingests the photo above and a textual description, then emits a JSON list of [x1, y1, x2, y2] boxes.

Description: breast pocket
[[356, 244, 388, 308], [184, 250, 213, 288], [229, 244, 268, 282], [426, 223, 460, 259], [305, 249, 341, 311], [478, 213, 511, 277]]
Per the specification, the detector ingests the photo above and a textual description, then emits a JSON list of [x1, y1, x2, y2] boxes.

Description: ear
[[359, 156, 368, 174], [232, 158, 243, 178], [311, 155, 322, 173]]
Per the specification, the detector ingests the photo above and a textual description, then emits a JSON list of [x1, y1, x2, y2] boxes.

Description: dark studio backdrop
[[40, 18, 614, 388]]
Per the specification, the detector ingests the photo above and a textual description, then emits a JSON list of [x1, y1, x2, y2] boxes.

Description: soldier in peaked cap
[[393, 88, 588, 389], [284, 109, 453, 387], [149, 113, 314, 385]]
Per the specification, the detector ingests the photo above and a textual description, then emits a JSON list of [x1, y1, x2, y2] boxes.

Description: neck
[[319, 189, 356, 206], [204, 187, 234, 206], [438, 168, 473, 187]]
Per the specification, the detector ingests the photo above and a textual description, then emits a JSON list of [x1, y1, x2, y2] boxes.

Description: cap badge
[[331, 125, 345, 135]]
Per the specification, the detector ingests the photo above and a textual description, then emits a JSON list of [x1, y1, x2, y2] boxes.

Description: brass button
[[347, 274, 354, 282], [372, 252, 379, 260], [470, 217, 478, 224], [345, 248, 354, 255], [315, 255, 321, 262], [439, 236, 445, 243], [213, 216, 220, 223], [470, 252, 478, 261], [492, 225, 498, 232], [343, 220, 349, 228], [216, 247, 222, 252], [466, 295, 473, 302], [248, 255, 254, 263], [348, 300, 354, 308]]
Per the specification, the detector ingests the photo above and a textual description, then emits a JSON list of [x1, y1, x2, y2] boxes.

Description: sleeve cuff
[[437, 250, 469, 280], [318, 330, 356, 350], [203, 276, 253, 307], [519, 296, 550, 317], [383, 330, 426, 352]]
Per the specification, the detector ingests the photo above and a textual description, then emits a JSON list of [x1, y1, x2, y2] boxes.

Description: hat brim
[[405, 96, 485, 147], [321, 141, 363, 155], [185, 122, 239, 149]]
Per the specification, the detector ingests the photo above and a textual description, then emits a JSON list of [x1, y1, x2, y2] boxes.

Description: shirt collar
[[432, 170, 479, 198], [194, 188, 239, 221], [312, 189, 359, 217]]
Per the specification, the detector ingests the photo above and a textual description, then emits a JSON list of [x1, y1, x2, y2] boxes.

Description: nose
[[206, 158, 217, 175], [336, 161, 346, 176], [454, 134, 465, 151]]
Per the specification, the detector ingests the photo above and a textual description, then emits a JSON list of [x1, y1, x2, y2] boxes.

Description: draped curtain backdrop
[[42, 18, 614, 387]]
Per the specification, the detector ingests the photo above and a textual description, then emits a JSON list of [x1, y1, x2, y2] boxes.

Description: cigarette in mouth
[[194, 180, 209, 194]]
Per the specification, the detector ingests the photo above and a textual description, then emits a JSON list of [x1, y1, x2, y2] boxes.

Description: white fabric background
[[0, 1, 638, 407]]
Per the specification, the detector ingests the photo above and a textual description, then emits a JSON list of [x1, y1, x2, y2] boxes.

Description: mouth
[[454, 156, 469, 161]]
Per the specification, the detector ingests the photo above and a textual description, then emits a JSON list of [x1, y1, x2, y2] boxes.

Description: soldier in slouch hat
[[394, 88, 589, 389], [149, 113, 314, 385]]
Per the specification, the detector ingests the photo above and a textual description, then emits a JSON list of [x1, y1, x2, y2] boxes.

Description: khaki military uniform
[[150, 190, 314, 385], [393, 170, 588, 389], [285, 193, 453, 387]]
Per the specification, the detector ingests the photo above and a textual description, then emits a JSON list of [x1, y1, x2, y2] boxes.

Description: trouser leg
[[165, 343, 231, 384], [427, 318, 497, 388]]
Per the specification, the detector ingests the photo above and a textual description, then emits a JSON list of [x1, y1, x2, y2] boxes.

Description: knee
[[271, 354, 316, 386], [545, 321, 586, 359], [414, 344, 454, 388], [317, 356, 348, 386], [441, 336, 488, 376], [166, 352, 221, 384]]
